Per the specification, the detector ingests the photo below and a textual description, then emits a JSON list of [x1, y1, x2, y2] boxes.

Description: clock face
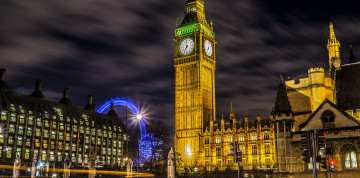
[[180, 38, 194, 55], [204, 40, 213, 56]]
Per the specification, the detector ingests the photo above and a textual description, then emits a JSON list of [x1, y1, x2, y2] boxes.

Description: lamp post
[[136, 114, 142, 177]]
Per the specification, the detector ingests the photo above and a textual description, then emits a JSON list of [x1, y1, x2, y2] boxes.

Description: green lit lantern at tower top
[[175, 0, 214, 38]]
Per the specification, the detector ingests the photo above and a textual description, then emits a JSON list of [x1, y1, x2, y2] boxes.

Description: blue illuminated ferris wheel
[[96, 97, 155, 164]]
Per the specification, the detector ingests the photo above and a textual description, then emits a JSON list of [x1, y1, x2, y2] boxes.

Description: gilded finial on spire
[[231, 103, 233, 113], [329, 22, 336, 39], [245, 109, 248, 117], [221, 112, 224, 120]]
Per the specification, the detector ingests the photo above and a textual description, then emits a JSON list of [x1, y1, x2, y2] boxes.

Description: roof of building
[[336, 62, 360, 111], [0, 73, 127, 133]]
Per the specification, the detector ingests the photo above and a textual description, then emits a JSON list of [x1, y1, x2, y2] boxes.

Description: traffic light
[[326, 145, 332, 155], [235, 150, 242, 163], [301, 131, 311, 163], [329, 159, 336, 169], [320, 157, 327, 169], [317, 131, 326, 149]]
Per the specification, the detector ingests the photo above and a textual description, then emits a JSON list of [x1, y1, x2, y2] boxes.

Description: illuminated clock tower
[[174, 0, 216, 170]]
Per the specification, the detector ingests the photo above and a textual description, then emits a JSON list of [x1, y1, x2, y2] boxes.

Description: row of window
[[205, 134, 272, 144], [204, 144, 272, 157]]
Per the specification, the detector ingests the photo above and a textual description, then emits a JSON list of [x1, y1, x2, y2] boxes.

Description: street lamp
[[135, 113, 142, 176]]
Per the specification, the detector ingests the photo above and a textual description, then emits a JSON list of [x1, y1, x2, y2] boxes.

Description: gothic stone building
[[174, 0, 360, 177], [0, 69, 128, 167]]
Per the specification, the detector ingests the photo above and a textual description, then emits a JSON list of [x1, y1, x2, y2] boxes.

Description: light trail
[[0, 165, 155, 177]]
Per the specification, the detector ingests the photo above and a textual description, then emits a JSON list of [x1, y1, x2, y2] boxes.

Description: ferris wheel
[[96, 97, 155, 164]]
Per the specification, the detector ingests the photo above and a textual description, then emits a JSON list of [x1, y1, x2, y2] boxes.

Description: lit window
[[6, 147, 12, 158], [27, 128, 32, 136], [35, 139, 40, 147], [25, 149, 30, 159], [44, 130, 49, 138], [19, 115, 25, 123], [8, 136, 13, 144], [205, 148, 209, 157], [51, 131, 56, 139], [216, 137, 221, 143], [26, 139, 31, 147], [251, 134, 257, 141], [10, 113, 16, 122], [308, 157, 320, 170], [239, 136, 244, 142], [28, 117, 33, 125], [59, 132, 64, 140], [1, 111, 7, 121], [216, 147, 221, 156], [227, 136, 232, 143], [18, 125, 24, 135], [345, 149, 358, 168], [36, 129, 41, 137], [9, 124, 15, 133], [17, 137, 22, 146]]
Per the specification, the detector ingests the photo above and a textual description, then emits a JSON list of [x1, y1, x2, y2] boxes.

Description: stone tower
[[274, 76, 294, 172], [174, 0, 216, 171]]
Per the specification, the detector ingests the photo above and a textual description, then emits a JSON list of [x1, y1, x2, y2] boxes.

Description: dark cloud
[[1, 0, 360, 138]]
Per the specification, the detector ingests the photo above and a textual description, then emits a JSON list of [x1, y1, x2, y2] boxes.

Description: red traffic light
[[330, 160, 335, 166], [330, 159, 336, 169]]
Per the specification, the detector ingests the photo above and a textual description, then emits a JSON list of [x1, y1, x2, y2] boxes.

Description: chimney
[[84, 95, 95, 111], [63, 88, 69, 99], [35, 80, 42, 92], [88, 95, 93, 105], [0, 69, 5, 81], [31, 80, 45, 99], [59, 87, 71, 105]]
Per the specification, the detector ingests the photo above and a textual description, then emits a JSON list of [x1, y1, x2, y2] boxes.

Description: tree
[[142, 120, 171, 175]]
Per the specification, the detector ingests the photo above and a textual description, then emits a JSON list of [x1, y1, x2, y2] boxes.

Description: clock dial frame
[[180, 38, 194, 55], [204, 40, 213, 57]]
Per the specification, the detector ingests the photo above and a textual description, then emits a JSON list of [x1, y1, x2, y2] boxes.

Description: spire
[[59, 88, 71, 105], [257, 110, 261, 122], [349, 45, 356, 63], [244, 109, 248, 123], [327, 22, 341, 70], [31, 80, 45, 99], [230, 102, 235, 120], [273, 76, 293, 116], [329, 22, 336, 40]]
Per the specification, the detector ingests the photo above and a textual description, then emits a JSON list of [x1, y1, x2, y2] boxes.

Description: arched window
[[321, 110, 335, 128], [341, 144, 358, 169], [345, 148, 358, 168]]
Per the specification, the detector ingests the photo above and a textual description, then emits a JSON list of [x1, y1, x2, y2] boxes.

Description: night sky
[[1, 0, 360, 131]]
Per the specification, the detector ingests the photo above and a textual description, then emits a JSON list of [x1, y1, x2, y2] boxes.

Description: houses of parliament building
[[174, 0, 360, 176]]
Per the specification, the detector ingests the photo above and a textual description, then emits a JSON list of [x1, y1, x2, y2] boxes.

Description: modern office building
[[0, 70, 128, 167]]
